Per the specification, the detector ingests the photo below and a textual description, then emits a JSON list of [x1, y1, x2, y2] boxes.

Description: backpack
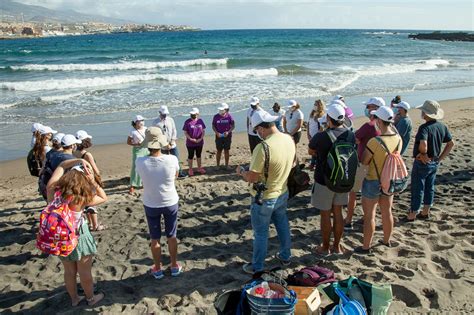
[[287, 162, 311, 199], [373, 137, 409, 195], [27, 149, 42, 177], [287, 265, 336, 287], [36, 191, 79, 257], [324, 129, 358, 193]]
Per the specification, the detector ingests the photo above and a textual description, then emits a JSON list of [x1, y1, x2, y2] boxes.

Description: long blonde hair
[[309, 99, 326, 120], [56, 169, 95, 206], [33, 133, 49, 161]]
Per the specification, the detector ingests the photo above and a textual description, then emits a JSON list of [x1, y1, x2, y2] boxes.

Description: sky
[[16, 0, 474, 30]]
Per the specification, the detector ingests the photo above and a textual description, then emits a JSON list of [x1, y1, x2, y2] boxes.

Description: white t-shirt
[[308, 117, 320, 138], [135, 155, 180, 208], [285, 109, 304, 133], [246, 107, 266, 135], [129, 127, 147, 145]]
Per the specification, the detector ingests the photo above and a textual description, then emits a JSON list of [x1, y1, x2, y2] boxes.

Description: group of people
[[127, 104, 235, 193], [30, 124, 107, 306], [29, 93, 454, 306], [236, 95, 454, 273]]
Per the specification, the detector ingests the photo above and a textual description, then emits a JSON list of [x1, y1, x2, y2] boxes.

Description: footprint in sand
[[391, 284, 422, 308], [422, 288, 440, 309], [431, 256, 461, 279]]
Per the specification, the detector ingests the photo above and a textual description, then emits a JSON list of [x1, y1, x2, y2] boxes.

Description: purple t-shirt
[[355, 121, 381, 160], [212, 113, 234, 135], [345, 107, 354, 120], [183, 118, 206, 147]]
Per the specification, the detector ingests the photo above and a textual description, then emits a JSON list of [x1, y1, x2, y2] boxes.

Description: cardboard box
[[289, 286, 321, 315]]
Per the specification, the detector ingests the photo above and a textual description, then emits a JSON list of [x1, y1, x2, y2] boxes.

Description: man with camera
[[236, 111, 296, 274]]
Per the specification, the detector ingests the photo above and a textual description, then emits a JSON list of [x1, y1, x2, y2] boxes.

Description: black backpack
[[27, 149, 42, 177], [324, 129, 358, 193]]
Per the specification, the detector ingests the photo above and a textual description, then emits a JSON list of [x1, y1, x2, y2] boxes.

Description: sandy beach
[[0, 97, 473, 314]]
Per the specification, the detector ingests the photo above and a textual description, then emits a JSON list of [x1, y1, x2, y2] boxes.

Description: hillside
[[0, 0, 132, 25]]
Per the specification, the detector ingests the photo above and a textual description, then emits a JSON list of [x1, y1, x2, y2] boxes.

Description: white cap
[[39, 125, 57, 135], [332, 95, 344, 101], [326, 104, 346, 121], [52, 133, 65, 143], [134, 115, 145, 122], [218, 103, 229, 111], [250, 96, 260, 106], [395, 101, 410, 111], [76, 130, 92, 140], [31, 123, 43, 133], [61, 134, 82, 147], [363, 97, 386, 108], [330, 99, 347, 109], [251, 111, 278, 129], [159, 105, 170, 115], [189, 107, 200, 115], [371, 106, 395, 122], [287, 100, 297, 108]]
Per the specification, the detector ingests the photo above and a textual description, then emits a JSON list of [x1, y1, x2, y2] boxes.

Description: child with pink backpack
[[355, 106, 406, 254]]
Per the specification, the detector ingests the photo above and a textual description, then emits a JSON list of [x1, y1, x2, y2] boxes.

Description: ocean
[[1, 29, 473, 161]]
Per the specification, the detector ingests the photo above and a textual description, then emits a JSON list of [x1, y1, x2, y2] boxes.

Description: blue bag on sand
[[327, 288, 367, 315]]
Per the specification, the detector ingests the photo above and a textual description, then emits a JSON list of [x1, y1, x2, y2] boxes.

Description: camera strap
[[261, 141, 270, 184]]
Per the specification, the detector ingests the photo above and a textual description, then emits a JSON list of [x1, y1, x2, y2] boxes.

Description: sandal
[[87, 292, 105, 306], [92, 224, 107, 232], [171, 264, 183, 277], [354, 246, 373, 255], [416, 213, 430, 220], [72, 295, 85, 307], [377, 240, 392, 248]]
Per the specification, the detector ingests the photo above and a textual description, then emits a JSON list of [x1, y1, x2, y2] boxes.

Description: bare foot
[[72, 295, 85, 307], [87, 292, 105, 306], [331, 245, 348, 255], [128, 187, 135, 195]]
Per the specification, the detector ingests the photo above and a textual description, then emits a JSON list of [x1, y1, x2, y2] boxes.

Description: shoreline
[[1, 97, 472, 188], [1, 87, 473, 162]]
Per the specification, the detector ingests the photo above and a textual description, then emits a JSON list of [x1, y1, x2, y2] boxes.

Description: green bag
[[318, 276, 392, 315]]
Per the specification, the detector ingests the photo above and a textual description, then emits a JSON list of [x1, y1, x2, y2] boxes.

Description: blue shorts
[[143, 203, 179, 239], [361, 179, 382, 200]]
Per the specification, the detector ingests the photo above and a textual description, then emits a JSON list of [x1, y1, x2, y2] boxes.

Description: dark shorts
[[248, 134, 262, 153], [215, 136, 232, 151], [144, 203, 179, 239], [84, 206, 97, 214], [292, 131, 302, 144], [187, 145, 203, 159]]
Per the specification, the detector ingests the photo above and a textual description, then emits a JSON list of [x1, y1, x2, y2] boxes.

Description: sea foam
[[7, 58, 229, 71], [1, 68, 278, 91]]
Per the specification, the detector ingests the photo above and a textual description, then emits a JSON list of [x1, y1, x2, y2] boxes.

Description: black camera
[[253, 182, 267, 205]]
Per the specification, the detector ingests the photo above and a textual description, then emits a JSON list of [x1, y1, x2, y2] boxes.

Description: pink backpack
[[36, 191, 78, 257], [373, 137, 409, 195]]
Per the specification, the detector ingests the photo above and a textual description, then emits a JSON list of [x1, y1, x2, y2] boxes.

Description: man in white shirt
[[136, 126, 183, 279], [246, 96, 265, 153], [153, 105, 186, 177], [284, 100, 304, 146]]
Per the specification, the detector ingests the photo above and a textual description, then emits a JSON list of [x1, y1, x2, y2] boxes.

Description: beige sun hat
[[416, 100, 444, 120]]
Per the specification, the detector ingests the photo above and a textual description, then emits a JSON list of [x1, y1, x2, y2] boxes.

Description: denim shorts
[[361, 179, 382, 200], [143, 203, 178, 239]]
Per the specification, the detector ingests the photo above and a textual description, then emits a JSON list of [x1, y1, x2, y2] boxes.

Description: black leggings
[[187, 145, 203, 159]]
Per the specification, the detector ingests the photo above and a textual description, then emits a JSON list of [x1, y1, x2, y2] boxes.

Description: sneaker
[[178, 171, 187, 178], [151, 266, 164, 279], [275, 252, 291, 266], [188, 168, 194, 176], [198, 167, 206, 175], [344, 222, 353, 231], [242, 263, 254, 274], [171, 264, 183, 277]]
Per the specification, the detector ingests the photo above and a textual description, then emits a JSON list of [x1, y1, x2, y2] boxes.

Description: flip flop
[[353, 246, 373, 255], [400, 217, 415, 223], [377, 240, 392, 248], [92, 224, 107, 232], [87, 292, 105, 306]]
